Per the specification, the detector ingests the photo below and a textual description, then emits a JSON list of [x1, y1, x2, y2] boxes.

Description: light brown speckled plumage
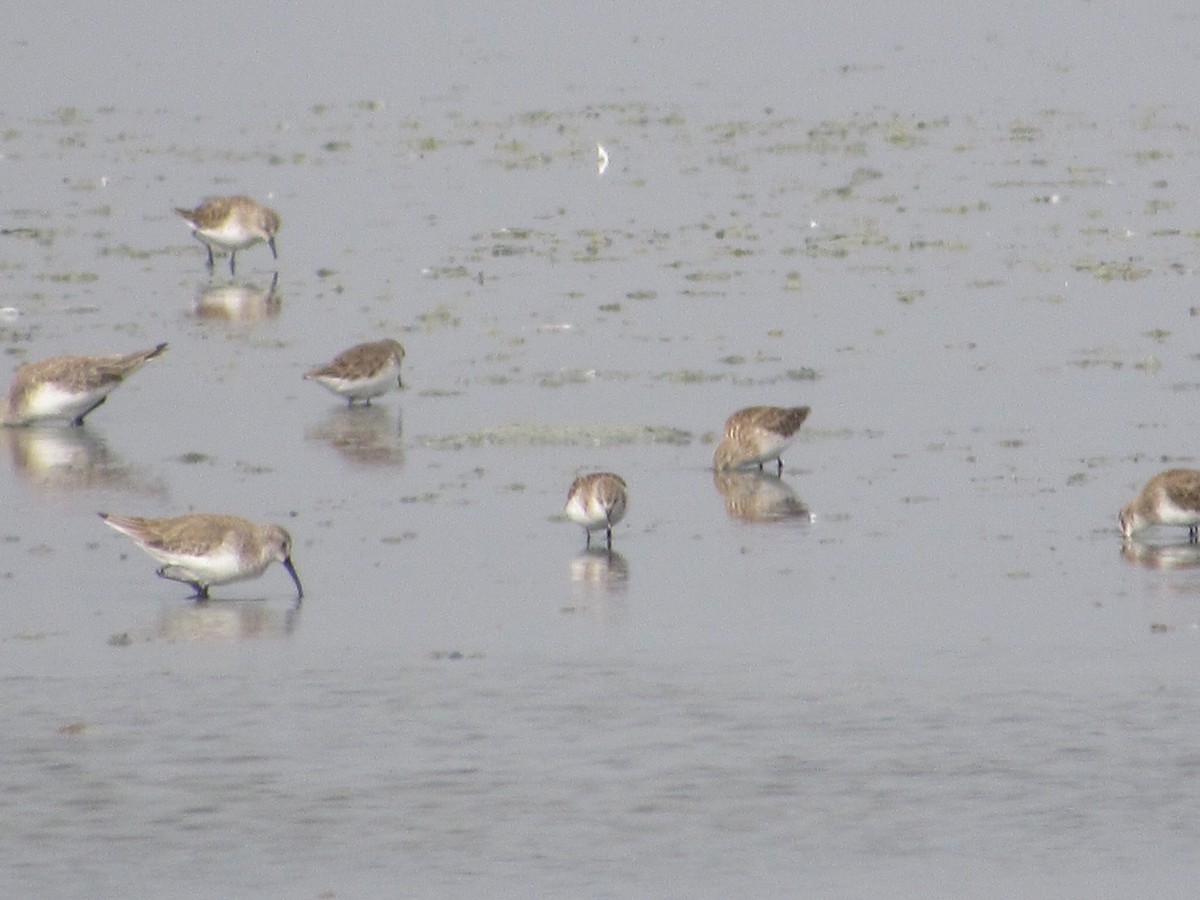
[[304, 340, 406, 405], [712, 405, 810, 474], [175, 195, 280, 274], [565, 472, 628, 551], [1119, 469, 1200, 542], [99, 512, 303, 600], [3, 343, 167, 426]]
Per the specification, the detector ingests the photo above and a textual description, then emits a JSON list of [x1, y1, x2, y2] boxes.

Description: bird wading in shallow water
[[1119, 469, 1200, 543], [712, 405, 810, 475], [99, 513, 304, 601], [303, 340, 406, 406], [565, 472, 628, 551], [2, 344, 167, 426], [175, 195, 280, 275]]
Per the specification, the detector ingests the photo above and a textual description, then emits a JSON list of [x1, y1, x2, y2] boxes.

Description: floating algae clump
[[422, 423, 692, 450]]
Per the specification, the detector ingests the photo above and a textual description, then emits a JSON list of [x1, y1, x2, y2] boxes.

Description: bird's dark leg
[[584, 530, 592, 550], [204, 245, 215, 270], [156, 566, 210, 599], [229, 251, 237, 276], [757, 461, 764, 471], [605, 525, 613, 552], [776, 457, 784, 476], [1190, 524, 1198, 544], [70, 396, 107, 426]]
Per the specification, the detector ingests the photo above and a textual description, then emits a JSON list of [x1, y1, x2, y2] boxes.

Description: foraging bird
[[1119, 469, 1200, 543], [303, 340, 406, 405], [3, 344, 167, 426], [565, 472, 628, 551], [712, 405, 810, 475], [175, 195, 280, 275], [99, 512, 304, 601]]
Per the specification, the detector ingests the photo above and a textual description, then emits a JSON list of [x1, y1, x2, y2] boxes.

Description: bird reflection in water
[[2, 425, 164, 496], [567, 548, 630, 624], [149, 598, 301, 642], [305, 404, 405, 468], [193, 272, 281, 322], [712, 470, 814, 523], [1120, 538, 1200, 571]]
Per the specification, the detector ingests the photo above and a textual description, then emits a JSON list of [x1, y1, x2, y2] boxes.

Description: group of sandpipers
[[2, 196, 816, 607], [4, 200, 816, 600], [5, 195, 405, 602], [564, 405, 812, 551], [21, 192, 1189, 599], [3, 195, 816, 602]]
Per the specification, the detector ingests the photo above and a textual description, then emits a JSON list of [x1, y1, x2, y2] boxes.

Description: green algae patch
[[417, 304, 461, 330], [537, 368, 600, 388], [656, 370, 723, 384], [45, 271, 99, 284], [0, 227, 56, 246], [422, 423, 692, 450], [804, 222, 894, 257], [1072, 258, 1152, 282]]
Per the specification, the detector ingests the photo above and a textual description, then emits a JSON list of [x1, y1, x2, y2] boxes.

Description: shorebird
[[1119, 469, 1200, 543], [712, 405, 810, 475], [303, 340, 406, 405], [99, 512, 304, 601], [3, 344, 167, 426], [565, 472, 628, 551], [175, 195, 280, 274]]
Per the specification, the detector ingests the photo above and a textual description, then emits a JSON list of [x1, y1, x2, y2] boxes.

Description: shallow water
[[4, 3, 1200, 897]]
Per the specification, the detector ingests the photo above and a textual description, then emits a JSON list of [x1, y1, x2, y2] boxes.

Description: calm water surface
[[3, 3, 1200, 897]]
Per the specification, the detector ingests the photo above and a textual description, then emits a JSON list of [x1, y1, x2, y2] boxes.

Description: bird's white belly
[[1155, 498, 1200, 527], [317, 363, 399, 400], [565, 495, 611, 530], [150, 545, 254, 585], [741, 431, 792, 466], [21, 383, 108, 422], [195, 222, 260, 252]]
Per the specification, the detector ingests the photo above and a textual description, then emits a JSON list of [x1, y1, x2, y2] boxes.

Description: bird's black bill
[[283, 555, 304, 601]]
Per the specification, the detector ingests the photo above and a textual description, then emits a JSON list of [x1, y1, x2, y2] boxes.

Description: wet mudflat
[[4, 4, 1200, 897]]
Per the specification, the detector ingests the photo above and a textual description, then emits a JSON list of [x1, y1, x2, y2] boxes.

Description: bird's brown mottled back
[[724, 405, 810, 439]]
